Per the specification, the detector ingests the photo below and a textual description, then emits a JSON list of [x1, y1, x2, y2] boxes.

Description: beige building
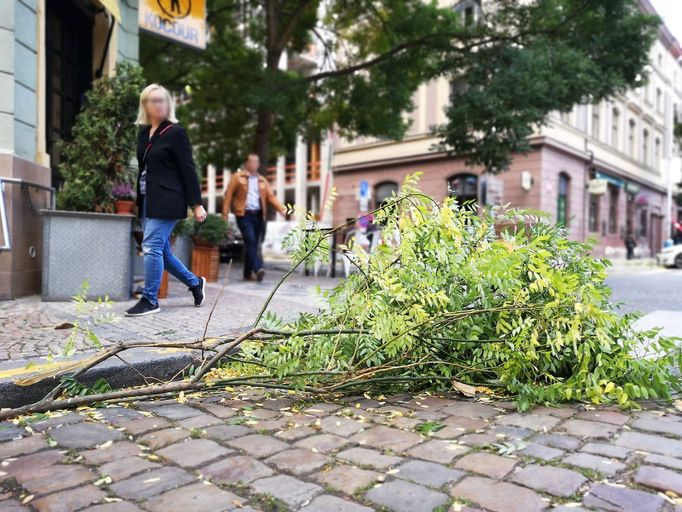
[[331, 0, 682, 258]]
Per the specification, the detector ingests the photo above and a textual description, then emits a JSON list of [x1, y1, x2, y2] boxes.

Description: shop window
[[639, 208, 648, 237], [447, 174, 478, 203], [608, 184, 619, 234], [557, 172, 570, 226], [588, 194, 599, 232], [374, 181, 399, 207]]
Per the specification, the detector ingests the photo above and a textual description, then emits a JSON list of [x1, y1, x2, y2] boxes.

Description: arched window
[[447, 173, 478, 203], [642, 129, 650, 165], [557, 172, 570, 226], [374, 181, 399, 208]]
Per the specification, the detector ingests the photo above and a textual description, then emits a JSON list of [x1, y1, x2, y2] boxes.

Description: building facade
[[332, 0, 682, 258], [0, 0, 139, 298]]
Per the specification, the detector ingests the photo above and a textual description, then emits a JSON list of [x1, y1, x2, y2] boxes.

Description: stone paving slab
[[2, 388, 682, 511]]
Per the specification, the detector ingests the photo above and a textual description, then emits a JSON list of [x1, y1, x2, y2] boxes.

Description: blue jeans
[[141, 198, 200, 305], [236, 212, 264, 277]]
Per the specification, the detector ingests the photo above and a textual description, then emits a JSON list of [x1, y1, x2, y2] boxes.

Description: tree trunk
[[253, 108, 274, 173], [253, 0, 281, 173]]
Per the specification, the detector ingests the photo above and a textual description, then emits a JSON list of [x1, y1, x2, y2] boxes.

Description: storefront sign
[[588, 178, 608, 195], [139, 0, 206, 50], [358, 180, 370, 212], [625, 181, 640, 195], [595, 171, 624, 188]]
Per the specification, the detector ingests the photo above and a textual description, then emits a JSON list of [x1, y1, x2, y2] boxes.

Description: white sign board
[[588, 178, 608, 195]]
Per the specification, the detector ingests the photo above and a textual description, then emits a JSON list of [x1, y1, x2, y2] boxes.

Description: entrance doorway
[[45, 0, 94, 188]]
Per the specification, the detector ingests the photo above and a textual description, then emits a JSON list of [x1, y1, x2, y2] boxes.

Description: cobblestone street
[[2, 390, 682, 512], [0, 269, 334, 364]]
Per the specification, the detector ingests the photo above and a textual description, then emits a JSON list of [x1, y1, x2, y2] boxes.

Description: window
[[628, 119, 636, 157], [455, 0, 481, 27], [611, 108, 620, 148], [656, 88, 663, 113], [642, 129, 649, 165], [655, 137, 661, 169], [447, 173, 478, 203], [588, 194, 599, 232], [557, 173, 570, 226], [464, 6, 475, 26], [608, 184, 619, 234], [592, 106, 600, 140], [374, 181, 399, 208]]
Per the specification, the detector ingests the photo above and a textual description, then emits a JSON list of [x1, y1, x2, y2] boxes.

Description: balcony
[[200, 173, 225, 194], [265, 161, 321, 186]]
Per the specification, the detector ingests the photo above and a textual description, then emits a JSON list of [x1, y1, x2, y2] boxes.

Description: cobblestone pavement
[[0, 269, 335, 364], [2, 389, 682, 512]]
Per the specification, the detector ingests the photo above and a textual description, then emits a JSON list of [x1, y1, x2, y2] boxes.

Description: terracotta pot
[[115, 199, 135, 215], [158, 271, 170, 299], [192, 245, 220, 282]]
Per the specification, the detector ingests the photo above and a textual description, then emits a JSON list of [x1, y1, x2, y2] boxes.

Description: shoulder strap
[[142, 124, 174, 167]]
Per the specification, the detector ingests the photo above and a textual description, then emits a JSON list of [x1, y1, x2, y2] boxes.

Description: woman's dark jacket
[[135, 120, 202, 219]]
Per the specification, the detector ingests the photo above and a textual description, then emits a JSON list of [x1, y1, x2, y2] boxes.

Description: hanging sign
[[588, 178, 608, 195], [139, 0, 207, 50]]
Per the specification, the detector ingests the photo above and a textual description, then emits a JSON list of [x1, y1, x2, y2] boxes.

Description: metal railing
[[0, 177, 56, 252]]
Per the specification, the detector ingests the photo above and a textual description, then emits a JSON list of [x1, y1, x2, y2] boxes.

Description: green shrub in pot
[[192, 214, 228, 246]]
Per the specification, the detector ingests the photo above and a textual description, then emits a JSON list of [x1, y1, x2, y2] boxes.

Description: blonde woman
[[126, 84, 208, 317]]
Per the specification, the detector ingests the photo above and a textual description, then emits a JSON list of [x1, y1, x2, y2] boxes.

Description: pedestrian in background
[[625, 231, 637, 260], [126, 84, 207, 317], [222, 154, 286, 281]]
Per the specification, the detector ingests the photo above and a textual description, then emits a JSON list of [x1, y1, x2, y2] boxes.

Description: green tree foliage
[[57, 62, 145, 212], [237, 175, 681, 410], [141, 0, 657, 172]]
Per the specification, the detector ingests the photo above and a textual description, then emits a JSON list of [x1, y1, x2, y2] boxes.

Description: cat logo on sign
[[139, 0, 206, 50]]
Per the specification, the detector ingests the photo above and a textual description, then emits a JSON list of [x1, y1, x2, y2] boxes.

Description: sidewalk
[[0, 268, 337, 406], [1, 389, 682, 511]]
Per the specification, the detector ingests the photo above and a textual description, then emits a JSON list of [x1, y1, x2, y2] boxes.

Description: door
[[46, 0, 94, 188]]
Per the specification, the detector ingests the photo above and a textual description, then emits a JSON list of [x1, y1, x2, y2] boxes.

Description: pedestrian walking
[[126, 84, 207, 317], [625, 231, 637, 260], [222, 154, 286, 281]]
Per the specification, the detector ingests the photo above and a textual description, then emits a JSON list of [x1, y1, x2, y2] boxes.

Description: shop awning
[[98, 0, 121, 22]]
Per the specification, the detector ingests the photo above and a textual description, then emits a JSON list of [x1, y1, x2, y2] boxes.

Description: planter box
[[192, 245, 220, 282], [41, 210, 134, 301]]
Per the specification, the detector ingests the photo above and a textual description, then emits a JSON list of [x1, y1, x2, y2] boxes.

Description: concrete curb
[[0, 348, 201, 409]]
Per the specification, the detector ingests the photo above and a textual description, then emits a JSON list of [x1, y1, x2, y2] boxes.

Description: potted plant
[[112, 182, 136, 215], [191, 214, 228, 282], [41, 62, 146, 301]]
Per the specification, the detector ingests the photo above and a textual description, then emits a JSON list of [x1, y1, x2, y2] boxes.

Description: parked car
[[657, 244, 682, 269], [219, 229, 243, 263]]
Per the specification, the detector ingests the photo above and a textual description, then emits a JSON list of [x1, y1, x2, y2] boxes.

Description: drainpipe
[[584, 137, 594, 243]]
